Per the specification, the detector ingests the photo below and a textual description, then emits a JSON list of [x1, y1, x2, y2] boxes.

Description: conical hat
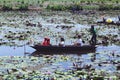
[[106, 18, 112, 23]]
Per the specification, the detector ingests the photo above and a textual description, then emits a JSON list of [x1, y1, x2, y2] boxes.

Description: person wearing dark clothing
[[90, 25, 97, 45], [103, 17, 106, 22], [60, 37, 65, 42]]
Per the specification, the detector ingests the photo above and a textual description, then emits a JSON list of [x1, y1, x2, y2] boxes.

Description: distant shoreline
[[0, 1, 120, 11]]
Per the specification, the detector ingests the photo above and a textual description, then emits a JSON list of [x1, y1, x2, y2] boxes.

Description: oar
[[118, 15, 120, 21], [23, 35, 27, 55]]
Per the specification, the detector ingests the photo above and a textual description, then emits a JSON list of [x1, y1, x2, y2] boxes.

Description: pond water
[[0, 45, 120, 56], [0, 45, 35, 56], [0, 45, 120, 72], [0, 11, 120, 79]]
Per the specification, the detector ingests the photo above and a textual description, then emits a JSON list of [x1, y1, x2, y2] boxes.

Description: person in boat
[[59, 36, 65, 46], [102, 17, 114, 24], [42, 37, 51, 46], [103, 17, 106, 22], [90, 25, 97, 45], [74, 35, 83, 46]]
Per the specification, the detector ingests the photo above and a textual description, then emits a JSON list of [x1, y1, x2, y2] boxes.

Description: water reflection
[[30, 45, 120, 74], [0, 45, 35, 56], [30, 50, 96, 56], [0, 45, 119, 56], [0, 45, 120, 74]]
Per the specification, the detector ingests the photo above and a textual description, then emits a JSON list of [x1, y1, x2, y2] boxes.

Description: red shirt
[[42, 38, 50, 46]]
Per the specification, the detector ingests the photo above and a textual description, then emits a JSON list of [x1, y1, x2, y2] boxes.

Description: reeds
[[46, 4, 83, 11], [0, 0, 119, 11], [98, 4, 120, 11]]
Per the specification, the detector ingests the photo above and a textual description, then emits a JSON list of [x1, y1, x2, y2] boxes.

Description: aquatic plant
[[18, 4, 28, 10], [113, 5, 120, 10], [99, 4, 113, 11], [93, 76, 104, 80], [2, 4, 12, 10], [46, 4, 83, 11]]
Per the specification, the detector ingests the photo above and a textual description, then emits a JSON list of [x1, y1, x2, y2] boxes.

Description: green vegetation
[[98, 4, 120, 11], [93, 76, 104, 80], [46, 4, 83, 11], [0, 0, 119, 11]]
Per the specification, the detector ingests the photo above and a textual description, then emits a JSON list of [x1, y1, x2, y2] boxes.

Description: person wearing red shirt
[[42, 37, 50, 46]]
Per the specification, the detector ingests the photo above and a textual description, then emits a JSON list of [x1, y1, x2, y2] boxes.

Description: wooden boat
[[31, 45, 96, 53], [97, 21, 120, 26]]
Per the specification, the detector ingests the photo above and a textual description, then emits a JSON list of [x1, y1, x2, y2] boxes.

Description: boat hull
[[31, 45, 96, 53], [97, 21, 120, 26]]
